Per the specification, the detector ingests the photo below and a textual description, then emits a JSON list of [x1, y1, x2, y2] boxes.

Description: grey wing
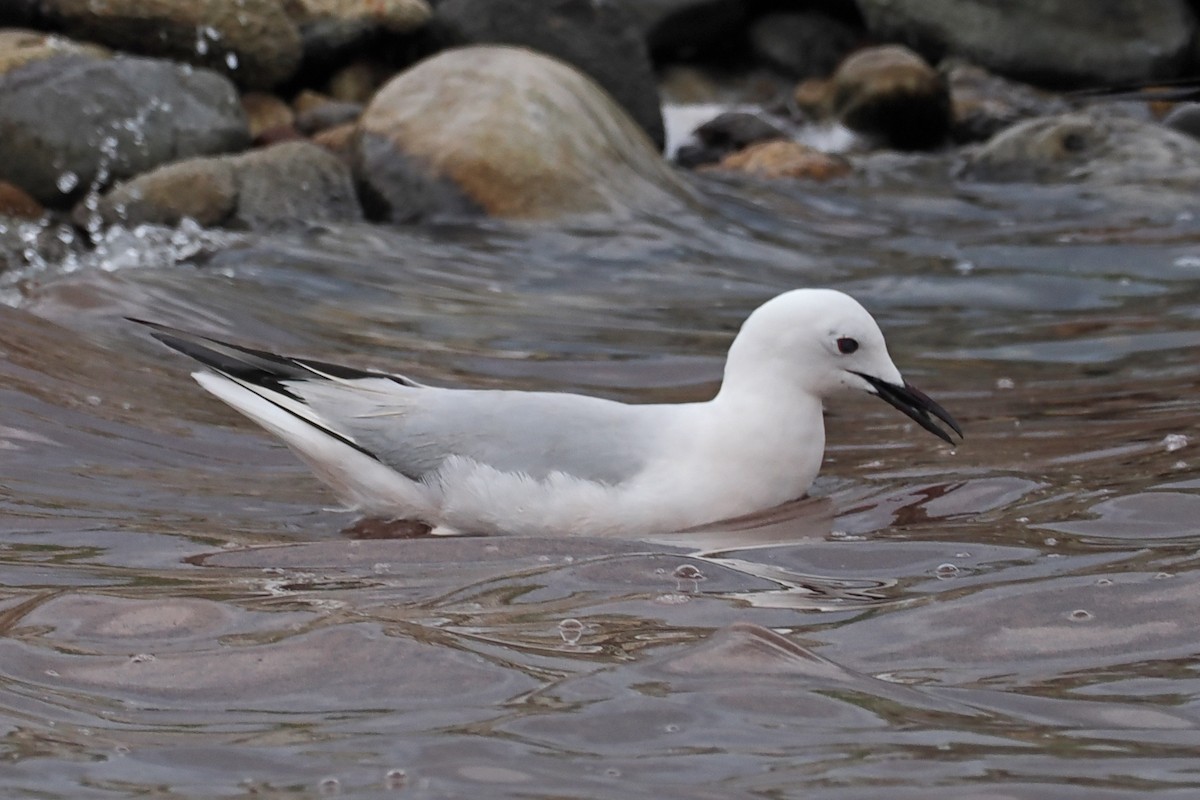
[[295, 381, 657, 484]]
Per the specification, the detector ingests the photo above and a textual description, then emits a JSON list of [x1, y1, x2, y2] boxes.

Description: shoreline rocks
[[0, 30, 249, 208], [88, 140, 363, 230], [354, 46, 694, 221]]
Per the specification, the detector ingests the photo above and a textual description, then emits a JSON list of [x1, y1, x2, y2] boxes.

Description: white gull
[[133, 289, 961, 536]]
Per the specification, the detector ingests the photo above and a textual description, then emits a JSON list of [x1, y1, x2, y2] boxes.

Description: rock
[[963, 109, 1200, 184], [326, 58, 391, 103], [293, 91, 362, 134], [943, 59, 1070, 143], [856, 0, 1197, 87], [675, 111, 794, 168], [241, 92, 296, 140], [89, 140, 362, 230], [432, 0, 664, 149], [0, 32, 250, 207], [282, 0, 432, 62], [354, 46, 693, 221], [707, 140, 851, 181], [613, 0, 745, 59], [36, 0, 302, 89], [824, 45, 951, 150], [747, 11, 860, 79], [313, 122, 357, 158], [0, 181, 43, 220], [1162, 103, 1200, 141]]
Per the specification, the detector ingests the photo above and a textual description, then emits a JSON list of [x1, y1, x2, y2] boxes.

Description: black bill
[[853, 372, 963, 445]]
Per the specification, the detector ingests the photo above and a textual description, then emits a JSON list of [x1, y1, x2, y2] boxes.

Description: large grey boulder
[[354, 46, 694, 221], [856, 0, 1197, 86], [0, 30, 249, 207], [963, 110, 1200, 185], [432, 0, 664, 150]]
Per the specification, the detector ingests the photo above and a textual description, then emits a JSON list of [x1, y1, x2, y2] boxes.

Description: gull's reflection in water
[[650, 496, 897, 612]]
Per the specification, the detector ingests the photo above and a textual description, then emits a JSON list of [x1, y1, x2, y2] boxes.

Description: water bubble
[[129, 653, 156, 663], [655, 593, 690, 605], [934, 563, 960, 579], [1069, 609, 1093, 622], [664, 723, 680, 733], [995, 377, 1015, 390], [371, 562, 390, 574], [44, 669, 59, 677], [1162, 433, 1189, 452], [1043, 537, 1058, 547], [318, 777, 340, 795], [954, 259, 974, 275], [1096, 577, 1112, 586], [1016, 516, 1030, 524], [1154, 572, 1174, 580], [56, 171, 79, 193], [114, 744, 130, 755], [384, 769, 407, 790], [558, 618, 584, 645], [604, 768, 621, 778], [225, 52, 239, 70]]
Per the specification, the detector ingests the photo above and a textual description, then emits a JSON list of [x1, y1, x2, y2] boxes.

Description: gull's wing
[[134, 320, 656, 485]]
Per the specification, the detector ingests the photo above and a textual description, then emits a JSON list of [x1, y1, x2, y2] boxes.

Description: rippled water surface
[[3, 167, 1200, 798]]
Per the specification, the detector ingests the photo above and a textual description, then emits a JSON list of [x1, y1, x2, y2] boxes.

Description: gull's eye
[[836, 336, 859, 355]]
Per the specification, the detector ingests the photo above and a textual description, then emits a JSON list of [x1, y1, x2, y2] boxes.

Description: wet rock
[[675, 111, 793, 168], [944, 59, 1070, 143], [326, 57, 391, 103], [36, 0, 303, 89], [313, 122, 357, 158], [354, 46, 693, 221], [0, 32, 250, 207], [294, 93, 363, 134], [1162, 103, 1200, 141], [857, 0, 1197, 87], [0, 181, 43, 220], [432, 0, 664, 149], [284, 0, 432, 63], [90, 140, 362, 230], [963, 109, 1200, 184], [241, 91, 296, 140], [747, 11, 860, 80], [615, 0, 744, 59], [823, 45, 951, 150], [707, 140, 851, 181]]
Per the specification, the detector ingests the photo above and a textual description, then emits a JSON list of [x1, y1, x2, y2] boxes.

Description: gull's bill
[[854, 372, 963, 445]]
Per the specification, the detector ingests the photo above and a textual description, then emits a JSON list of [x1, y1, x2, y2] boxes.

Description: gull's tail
[[130, 319, 427, 515]]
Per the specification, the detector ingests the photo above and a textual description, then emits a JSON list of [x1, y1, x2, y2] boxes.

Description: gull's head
[[724, 289, 962, 443]]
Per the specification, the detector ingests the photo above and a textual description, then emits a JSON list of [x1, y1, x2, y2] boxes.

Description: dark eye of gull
[[836, 336, 859, 355]]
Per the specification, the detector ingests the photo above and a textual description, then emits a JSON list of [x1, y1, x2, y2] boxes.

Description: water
[[2, 163, 1200, 797]]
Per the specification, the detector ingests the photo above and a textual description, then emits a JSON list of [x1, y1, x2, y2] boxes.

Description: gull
[[132, 289, 961, 536]]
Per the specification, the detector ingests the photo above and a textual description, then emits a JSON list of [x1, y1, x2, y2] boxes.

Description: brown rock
[[0, 29, 108, 74], [354, 46, 695, 221], [313, 122, 357, 158], [0, 181, 44, 219], [241, 92, 296, 140], [710, 140, 851, 181], [90, 140, 362, 229], [327, 59, 391, 103], [282, 0, 431, 34], [825, 45, 950, 150], [37, 0, 303, 89]]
